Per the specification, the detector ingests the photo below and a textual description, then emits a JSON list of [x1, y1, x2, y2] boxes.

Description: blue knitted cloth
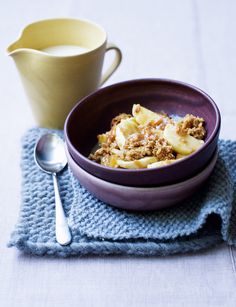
[[8, 128, 236, 257]]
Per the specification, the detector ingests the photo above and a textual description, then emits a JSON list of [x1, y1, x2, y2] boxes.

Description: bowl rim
[[64, 78, 221, 174], [66, 146, 218, 191]]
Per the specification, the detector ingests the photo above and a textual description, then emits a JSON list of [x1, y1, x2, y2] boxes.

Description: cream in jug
[[7, 18, 122, 128], [41, 45, 89, 56]]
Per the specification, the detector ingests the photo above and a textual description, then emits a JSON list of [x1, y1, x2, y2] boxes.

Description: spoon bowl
[[35, 133, 67, 174]]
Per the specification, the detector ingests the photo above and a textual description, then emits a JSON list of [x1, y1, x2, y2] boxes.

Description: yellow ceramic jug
[[7, 18, 122, 128]]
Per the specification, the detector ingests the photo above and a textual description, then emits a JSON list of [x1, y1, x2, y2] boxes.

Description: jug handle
[[100, 43, 122, 86]]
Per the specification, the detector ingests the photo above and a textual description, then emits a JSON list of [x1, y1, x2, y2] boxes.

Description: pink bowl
[[66, 147, 218, 211]]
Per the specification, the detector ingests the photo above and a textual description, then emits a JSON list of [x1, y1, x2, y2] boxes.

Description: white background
[[1, 0, 236, 306]]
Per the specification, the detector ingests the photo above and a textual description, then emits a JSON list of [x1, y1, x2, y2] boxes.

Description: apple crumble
[[89, 104, 206, 169]]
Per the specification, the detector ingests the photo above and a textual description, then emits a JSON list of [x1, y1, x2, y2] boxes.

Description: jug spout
[[7, 39, 26, 57], [7, 41, 42, 61], [7, 40, 20, 57]]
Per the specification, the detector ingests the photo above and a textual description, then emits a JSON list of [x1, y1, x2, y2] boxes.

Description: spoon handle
[[52, 173, 72, 245]]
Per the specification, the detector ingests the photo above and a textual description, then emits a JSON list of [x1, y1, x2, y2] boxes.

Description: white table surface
[[1, 0, 236, 306]]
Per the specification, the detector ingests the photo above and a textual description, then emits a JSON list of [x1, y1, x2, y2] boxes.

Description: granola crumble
[[89, 105, 206, 169], [176, 114, 206, 140]]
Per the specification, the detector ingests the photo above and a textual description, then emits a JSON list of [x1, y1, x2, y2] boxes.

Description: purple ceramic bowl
[[66, 146, 218, 211], [64, 79, 220, 187]]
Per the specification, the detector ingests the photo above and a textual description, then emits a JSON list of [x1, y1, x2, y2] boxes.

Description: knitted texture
[[8, 128, 236, 257]]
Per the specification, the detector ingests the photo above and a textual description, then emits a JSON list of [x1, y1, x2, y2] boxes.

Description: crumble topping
[[88, 105, 206, 169], [176, 114, 206, 140]]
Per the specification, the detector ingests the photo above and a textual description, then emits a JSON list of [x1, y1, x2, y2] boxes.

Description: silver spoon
[[34, 133, 72, 246]]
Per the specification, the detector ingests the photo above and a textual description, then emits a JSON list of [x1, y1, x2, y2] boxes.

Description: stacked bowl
[[64, 79, 221, 211]]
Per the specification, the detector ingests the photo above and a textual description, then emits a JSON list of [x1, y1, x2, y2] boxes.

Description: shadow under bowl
[[65, 79, 220, 187], [66, 146, 218, 211]]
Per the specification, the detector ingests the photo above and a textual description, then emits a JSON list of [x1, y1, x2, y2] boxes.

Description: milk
[[41, 45, 89, 56]]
